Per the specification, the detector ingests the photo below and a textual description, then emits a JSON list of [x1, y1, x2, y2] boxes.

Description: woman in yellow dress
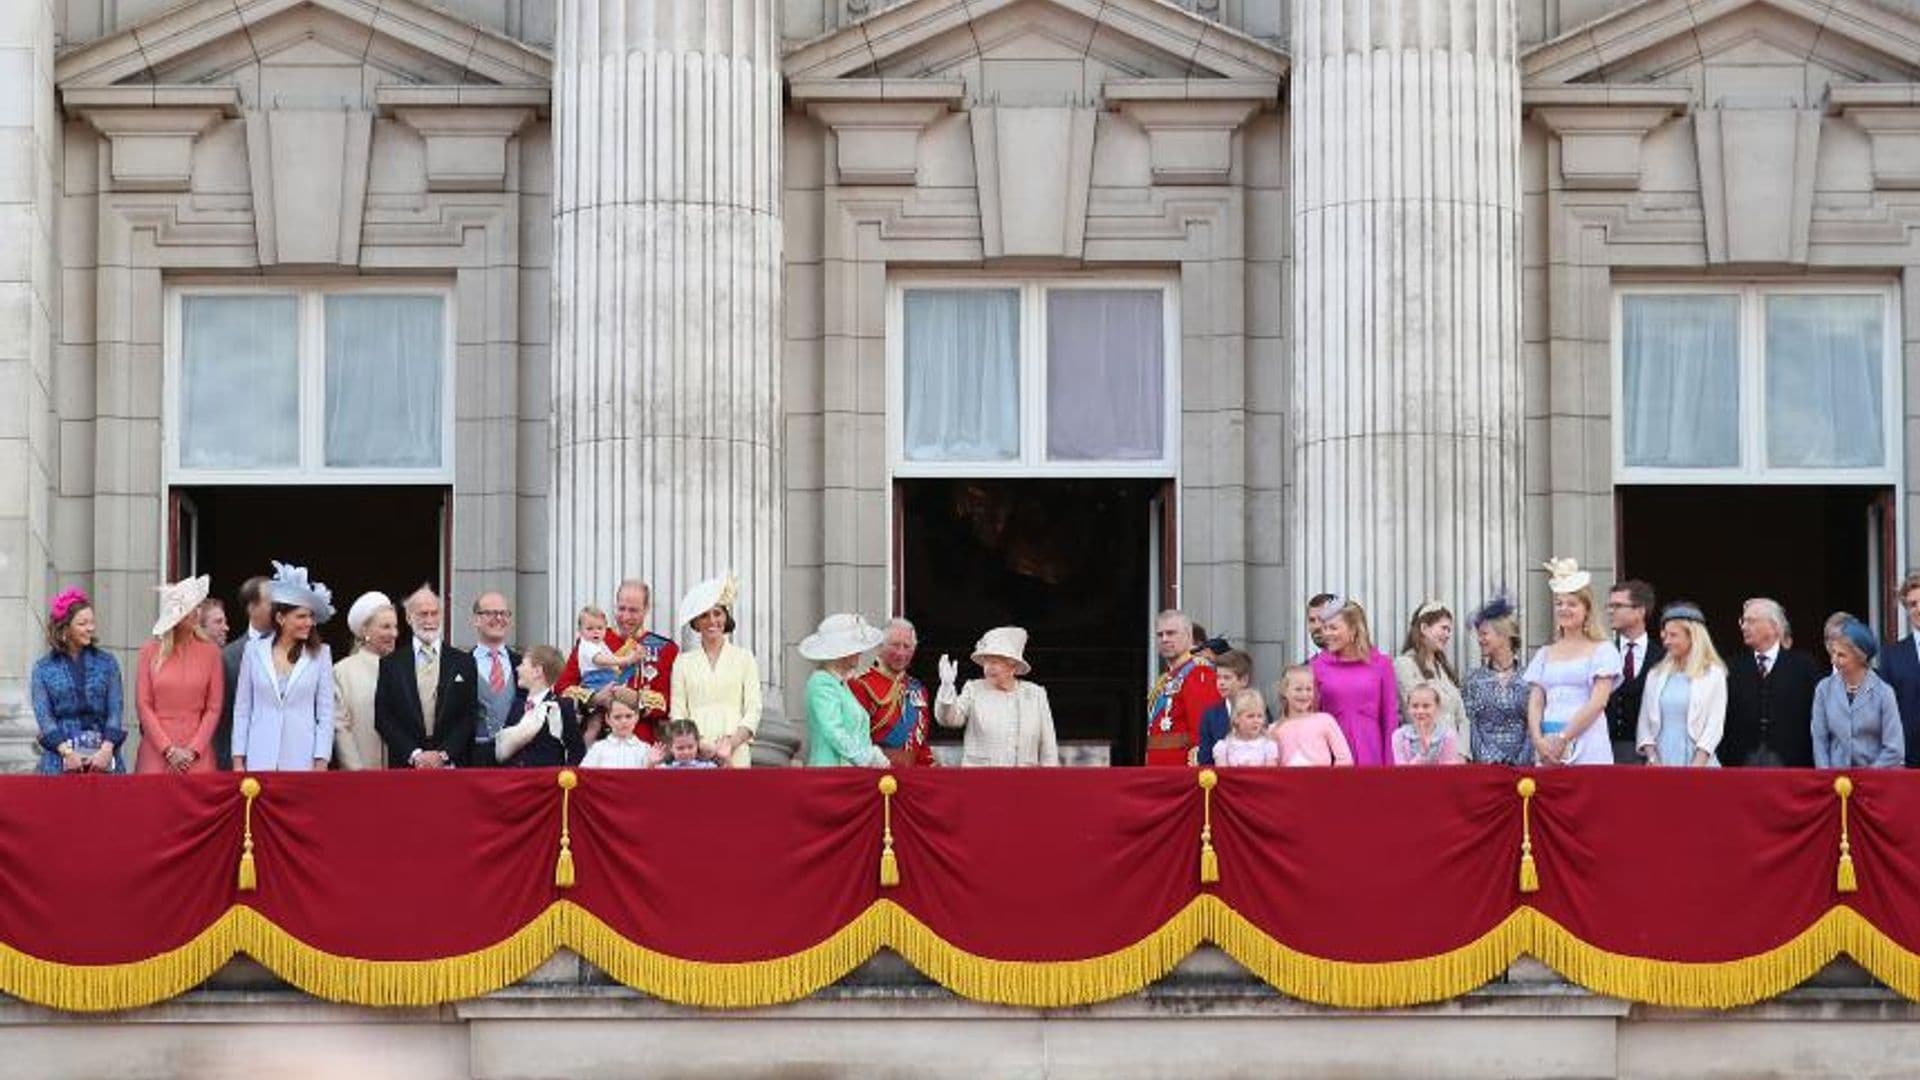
[[669, 576, 762, 767]]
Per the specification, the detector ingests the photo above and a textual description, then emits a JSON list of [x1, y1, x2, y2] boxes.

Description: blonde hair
[[577, 604, 608, 629], [1277, 664, 1319, 715], [1332, 601, 1375, 659], [1405, 681, 1443, 709], [151, 618, 203, 673], [1228, 688, 1267, 721], [1553, 585, 1608, 643], [1657, 619, 1725, 680]]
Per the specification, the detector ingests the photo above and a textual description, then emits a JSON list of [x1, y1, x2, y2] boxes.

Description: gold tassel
[[1517, 777, 1539, 894], [237, 776, 261, 892], [1835, 776, 1858, 894], [878, 775, 900, 888], [555, 770, 578, 889], [1198, 769, 1220, 884]]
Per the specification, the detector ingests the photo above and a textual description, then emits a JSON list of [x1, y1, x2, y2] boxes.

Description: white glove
[[937, 653, 958, 689]]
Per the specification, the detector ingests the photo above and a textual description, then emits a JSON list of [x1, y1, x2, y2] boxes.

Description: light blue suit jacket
[[232, 638, 335, 771]]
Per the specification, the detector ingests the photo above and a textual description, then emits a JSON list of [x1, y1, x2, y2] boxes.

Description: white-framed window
[[165, 282, 455, 484], [887, 275, 1180, 478], [1613, 283, 1902, 484]]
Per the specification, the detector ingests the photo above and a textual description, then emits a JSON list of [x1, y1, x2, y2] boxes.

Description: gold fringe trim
[[7, 900, 1920, 1013]]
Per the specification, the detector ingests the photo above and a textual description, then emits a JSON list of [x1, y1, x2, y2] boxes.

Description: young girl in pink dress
[[1212, 689, 1280, 767], [1270, 665, 1354, 767], [1393, 682, 1464, 765]]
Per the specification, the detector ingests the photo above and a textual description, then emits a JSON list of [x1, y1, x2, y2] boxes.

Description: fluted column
[[1288, 0, 1524, 642], [550, 0, 782, 666]]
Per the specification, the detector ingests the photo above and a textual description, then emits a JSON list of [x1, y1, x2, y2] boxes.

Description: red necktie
[[1623, 642, 1636, 682], [489, 650, 506, 693]]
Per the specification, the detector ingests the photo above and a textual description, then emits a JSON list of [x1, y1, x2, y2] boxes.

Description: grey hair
[[883, 617, 917, 638], [1155, 609, 1194, 633], [403, 584, 440, 613], [1743, 597, 1790, 639]]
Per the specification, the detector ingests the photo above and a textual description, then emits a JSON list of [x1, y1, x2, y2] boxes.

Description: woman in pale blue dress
[[1635, 602, 1727, 767], [1524, 559, 1622, 766]]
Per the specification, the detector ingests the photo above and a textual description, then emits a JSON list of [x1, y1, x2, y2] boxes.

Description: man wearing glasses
[[469, 592, 520, 767], [1605, 580, 1661, 764]]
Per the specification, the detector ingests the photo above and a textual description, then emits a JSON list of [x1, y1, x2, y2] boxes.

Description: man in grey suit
[[217, 575, 273, 770]]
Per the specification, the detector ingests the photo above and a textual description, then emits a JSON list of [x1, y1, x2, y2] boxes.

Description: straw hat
[[677, 575, 738, 629], [267, 560, 335, 623], [346, 591, 394, 640], [1542, 557, 1591, 595], [152, 575, 210, 637], [798, 613, 885, 662], [971, 626, 1031, 676]]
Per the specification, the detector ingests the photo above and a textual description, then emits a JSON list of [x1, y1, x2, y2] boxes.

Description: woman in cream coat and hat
[[669, 575, 762, 767], [934, 627, 1061, 766], [133, 575, 223, 774], [331, 591, 398, 770], [800, 614, 891, 768]]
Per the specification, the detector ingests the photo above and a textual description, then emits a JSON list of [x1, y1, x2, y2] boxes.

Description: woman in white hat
[[331, 591, 398, 770], [133, 575, 222, 775], [934, 626, 1060, 767], [232, 561, 337, 772], [799, 614, 891, 768], [668, 576, 762, 767], [1523, 558, 1622, 767]]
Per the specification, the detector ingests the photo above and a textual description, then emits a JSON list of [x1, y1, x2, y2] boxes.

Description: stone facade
[[6, 0, 1920, 765]]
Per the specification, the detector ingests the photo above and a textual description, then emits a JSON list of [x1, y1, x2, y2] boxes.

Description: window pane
[[1621, 294, 1741, 468], [1765, 295, 1884, 469], [902, 289, 1020, 462], [180, 295, 300, 470], [324, 295, 445, 469], [1046, 289, 1164, 461]]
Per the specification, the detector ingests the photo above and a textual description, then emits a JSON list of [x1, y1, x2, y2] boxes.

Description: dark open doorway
[[1617, 485, 1894, 664], [170, 486, 449, 656], [896, 478, 1170, 765]]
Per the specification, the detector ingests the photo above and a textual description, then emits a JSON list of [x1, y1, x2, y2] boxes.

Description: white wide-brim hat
[[267, 560, 336, 624], [1542, 557, 1591, 595], [971, 626, 1031, 676], [798, 613, 885, 662], [152, 575, 210, 637], [347, 591, 394, 640], [677, 575, 738, 629]]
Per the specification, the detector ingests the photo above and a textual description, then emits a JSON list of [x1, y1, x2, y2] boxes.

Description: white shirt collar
[[247, 625, 272, 642], [1757, 643, 1780, 665], [1619, 632, 1648, 652], [415, 635, 440, 657], [525, 686, 550, 706]]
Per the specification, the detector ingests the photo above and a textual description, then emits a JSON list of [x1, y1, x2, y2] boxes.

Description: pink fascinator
[[49, 588, 89, 622]]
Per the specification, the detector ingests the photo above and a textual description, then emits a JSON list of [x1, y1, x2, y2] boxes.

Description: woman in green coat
[[799, 614, 892, 768]]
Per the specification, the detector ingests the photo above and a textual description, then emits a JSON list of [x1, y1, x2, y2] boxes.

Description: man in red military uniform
[[1145, 609, 1220, 766], [556, 579, 676, 743], [848, 617, 934, 767]]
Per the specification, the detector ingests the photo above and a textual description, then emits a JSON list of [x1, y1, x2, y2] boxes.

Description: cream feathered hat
[[151, 575, 210, 637], [677, 575, 739, 630], [1542, 557, 1591, 595]]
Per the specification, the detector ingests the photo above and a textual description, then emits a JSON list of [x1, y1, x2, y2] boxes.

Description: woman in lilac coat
[[1308, 598, 1400, 766]]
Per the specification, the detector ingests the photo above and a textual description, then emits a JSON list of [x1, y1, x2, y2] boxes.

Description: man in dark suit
[[1604, 580, 1662, 764], [1723, 597, 1818, 767], [1878, 573, 1920, 768], [217, 575, 273, 770], [375, 585, 482, 769], [467, 589, 523, 767]]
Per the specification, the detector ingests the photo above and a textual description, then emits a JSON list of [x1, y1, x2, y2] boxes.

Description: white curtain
[[180, 295, 301, 470], [324, 295, 445, 469], [1765, 294, 1884, 469], [1046, 289, 1164, 461], [1621, 294, 1741, 468], [902, 289, 1020, 462]]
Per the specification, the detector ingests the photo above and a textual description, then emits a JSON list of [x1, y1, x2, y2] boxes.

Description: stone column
[[549, 2, 782, 673], [1288, 0, 1524, 646], [0, 0, 60, 770]]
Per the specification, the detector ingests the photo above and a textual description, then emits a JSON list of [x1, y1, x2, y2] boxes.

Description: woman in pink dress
[[134, 576, 224, 774], [1308, 598, 1400, 765]]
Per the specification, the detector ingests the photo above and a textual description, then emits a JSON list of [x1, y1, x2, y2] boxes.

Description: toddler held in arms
[[1393, 682, 1463, 765], [580, 689, 663, 769], [573, 605, 639, 694], [1270, 665, 1354, 766], [1212, 689, 1279, 767]]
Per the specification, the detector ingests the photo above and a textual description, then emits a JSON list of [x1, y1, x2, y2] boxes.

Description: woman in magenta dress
[[1308, 597, 1400, 766]]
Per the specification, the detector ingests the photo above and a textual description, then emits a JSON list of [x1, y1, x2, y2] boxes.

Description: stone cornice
[[795, 80, 965, 186], [1107, 79, 1277, 186], [1527, 91, 1688, 191], [72, 97, 235, 192], [1831, 84, 1920, 190]]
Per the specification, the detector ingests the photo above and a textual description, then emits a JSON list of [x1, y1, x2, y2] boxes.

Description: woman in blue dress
[[1524, 559, 1622, 767], [29, 588, 124, 774], [1633, 602, 1727, 767], [1462, 594, 1531, 766]]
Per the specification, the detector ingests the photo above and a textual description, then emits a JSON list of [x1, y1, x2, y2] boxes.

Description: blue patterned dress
[[29, 647, 125, 774], [1462, 662, 1531, 766]]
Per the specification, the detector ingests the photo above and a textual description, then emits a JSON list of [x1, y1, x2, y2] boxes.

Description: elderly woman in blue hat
[[1633, 602, 1728, 767], [232, 561, 337, 772], [1812, 617, 1905, 769]]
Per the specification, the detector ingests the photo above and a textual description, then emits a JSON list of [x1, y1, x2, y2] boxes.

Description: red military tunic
[[1145, 653, 1220, 766], [555, 628, 677, 744], [847, 666, 934, 767]]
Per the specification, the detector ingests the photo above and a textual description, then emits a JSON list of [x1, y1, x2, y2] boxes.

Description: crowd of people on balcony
[[26, 553, 1916, 774]]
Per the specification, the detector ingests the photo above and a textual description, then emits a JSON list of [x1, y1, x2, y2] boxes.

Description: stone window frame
[[885, 271, 1183, 480], [1609, 280, 1904, 488], [163, 278, 459, 487]]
